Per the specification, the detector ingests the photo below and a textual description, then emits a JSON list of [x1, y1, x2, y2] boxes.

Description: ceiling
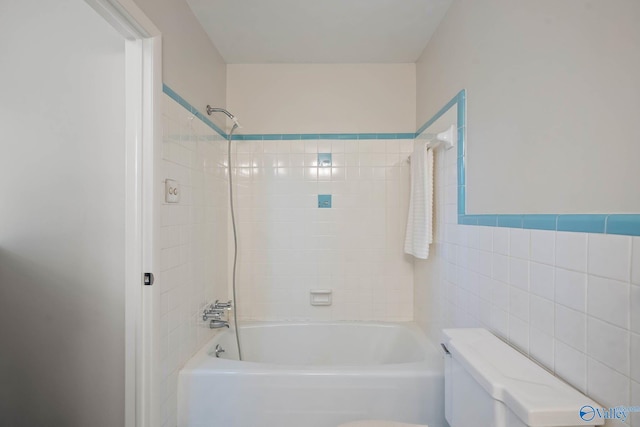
[[186, 0, 453, 64]]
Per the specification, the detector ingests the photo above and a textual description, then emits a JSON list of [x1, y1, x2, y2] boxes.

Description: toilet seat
[[338, 421, 427, 427]]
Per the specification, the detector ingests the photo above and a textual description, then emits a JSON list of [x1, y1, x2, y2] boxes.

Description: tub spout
[[209, 319, 229, 329]]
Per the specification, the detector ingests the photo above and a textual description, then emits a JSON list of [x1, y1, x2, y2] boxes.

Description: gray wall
[[0, 0, 126, 425], [417, 0, 640, 214]]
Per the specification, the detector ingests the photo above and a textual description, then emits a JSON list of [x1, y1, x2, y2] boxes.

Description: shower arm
[[206, 105, 241, 128]]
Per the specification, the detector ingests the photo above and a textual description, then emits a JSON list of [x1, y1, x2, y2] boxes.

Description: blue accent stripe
[[162, 84, 227, 138], [523, 215, 558, 231], [458, 186, 466, 215], [457, 156, 465, 186], [459, 215, 478, 225], [456, 91, 466, 134], [476, 215, 498, 226], [497, 215, 524, 228], [606, 215, 640, 236], [230, 133, 416, 140], [358, 133, 378, 139], [457, 126, 465, 159], [557, 215, 607, 233], [397, 133, 417, 139]]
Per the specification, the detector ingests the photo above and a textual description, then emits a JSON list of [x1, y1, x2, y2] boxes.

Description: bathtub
[[178, 322, 445, 427]]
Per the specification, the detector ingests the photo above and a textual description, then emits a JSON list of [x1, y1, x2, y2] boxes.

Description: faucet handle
[[202, 307, 225, 321], [213, 299, 233, 310]]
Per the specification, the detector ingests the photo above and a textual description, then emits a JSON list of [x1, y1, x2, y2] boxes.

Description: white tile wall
[[587, 358, 630, 409], [633, 285, 640, 334], [233, 138, 414, 321], [588, 276, 629, 328], [414, 120, 640, 424], [530, 262, 555, 300], [587, 317, 629, 376], [588, 234, 631, 282], [157, 94, 229, 427], [555, 268, 586, 312], [555, 232, 588, 272], [632, 381, 640, 426], [632, 237, 640, 286], [530, 229, 555, 265], [555, 340, 587, 393], [555, 304, 586, 352]]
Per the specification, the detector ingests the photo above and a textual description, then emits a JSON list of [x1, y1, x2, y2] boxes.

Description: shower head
[[206, 105, 241, 128]]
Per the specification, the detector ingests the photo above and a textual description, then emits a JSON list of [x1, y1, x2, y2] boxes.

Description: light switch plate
[[165, 179, 180, 203]]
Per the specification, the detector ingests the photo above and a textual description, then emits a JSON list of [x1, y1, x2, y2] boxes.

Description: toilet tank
[[442, 329, 604, 427]]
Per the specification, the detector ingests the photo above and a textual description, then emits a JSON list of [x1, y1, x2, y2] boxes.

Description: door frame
[[83, 1, 160, 427]]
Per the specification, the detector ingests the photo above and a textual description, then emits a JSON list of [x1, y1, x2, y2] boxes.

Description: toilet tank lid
[[442, 329, 604, 427]]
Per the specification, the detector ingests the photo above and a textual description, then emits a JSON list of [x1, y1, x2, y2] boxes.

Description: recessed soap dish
[[310, 289, 332, 306]]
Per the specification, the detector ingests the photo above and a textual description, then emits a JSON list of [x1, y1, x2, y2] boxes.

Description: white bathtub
[[178, 322, 445, 427]]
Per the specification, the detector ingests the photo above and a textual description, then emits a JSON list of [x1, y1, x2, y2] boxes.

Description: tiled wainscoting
[[232, 138, 415, 321], [415, 124, 640, 426], [157, 93, 229, 427]]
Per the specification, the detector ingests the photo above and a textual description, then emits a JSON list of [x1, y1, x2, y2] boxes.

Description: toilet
[[339, 328, 604, 427]]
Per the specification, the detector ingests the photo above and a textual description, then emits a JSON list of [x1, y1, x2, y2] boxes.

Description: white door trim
[[84, 2, 161, 427]]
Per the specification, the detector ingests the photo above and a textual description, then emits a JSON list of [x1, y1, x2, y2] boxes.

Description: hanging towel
[[404, 141, 433, 259]]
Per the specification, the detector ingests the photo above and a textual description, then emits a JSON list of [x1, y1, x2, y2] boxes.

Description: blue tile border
[[606, 215, 640, 236], [162, 84, 227, 138], [497, 215, 524, 229], [523, 215, 558, 231], [417, 89, 640, 236], [557, 215, 607, 234], [232, 132, 416, 141]]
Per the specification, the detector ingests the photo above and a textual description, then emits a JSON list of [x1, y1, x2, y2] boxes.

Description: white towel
[[404, 141, 433, 259]]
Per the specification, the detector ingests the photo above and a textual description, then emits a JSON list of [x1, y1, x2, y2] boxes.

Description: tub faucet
[[213, 299, 232, 309], [214, 344, 225, 357], [203, 300, 232, 328], [209, 319, 229, 329], [203, 307, 229, 328]]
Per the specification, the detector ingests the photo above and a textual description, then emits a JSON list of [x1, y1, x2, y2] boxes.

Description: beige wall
[[227, 64, 416, 134], [417, 0, 640, 214], [133, 0, 227, 123]]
